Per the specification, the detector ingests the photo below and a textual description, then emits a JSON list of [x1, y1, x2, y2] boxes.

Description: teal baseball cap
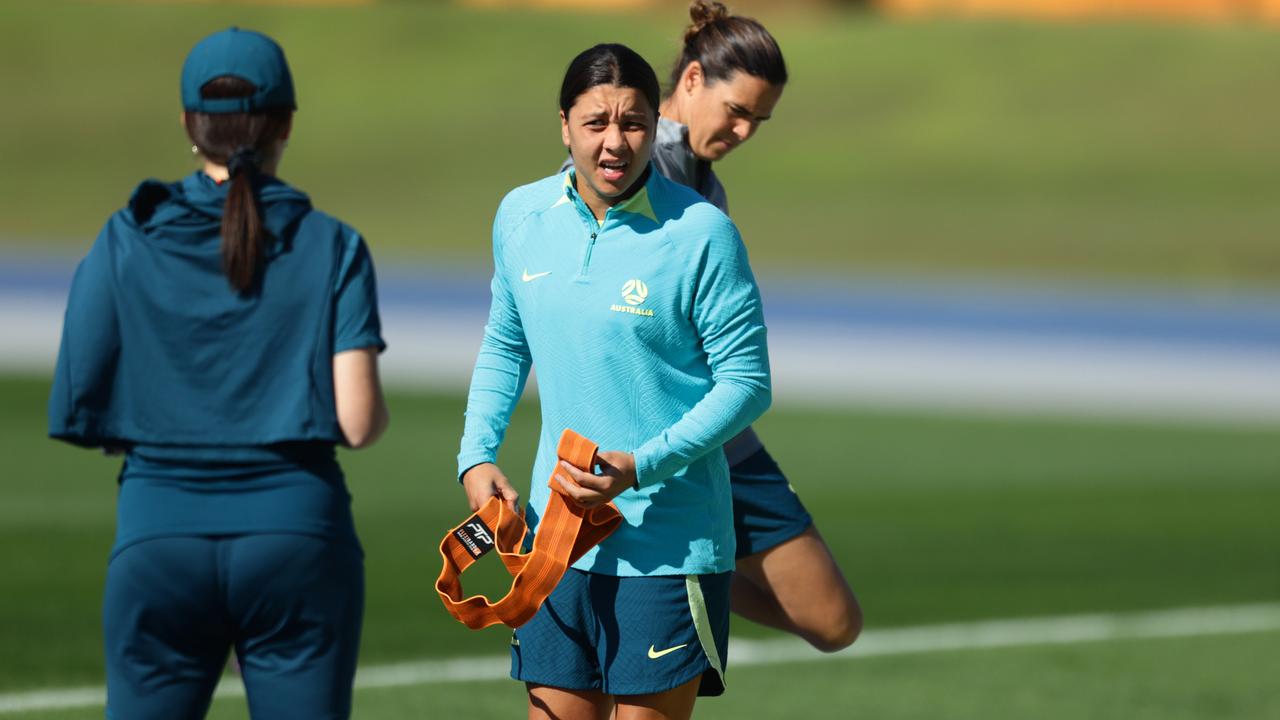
[[181, 27, 296, 113]]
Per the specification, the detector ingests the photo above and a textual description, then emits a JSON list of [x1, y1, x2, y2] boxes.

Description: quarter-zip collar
[[560, 165, 659, 228], [556, 165, 661, 280]]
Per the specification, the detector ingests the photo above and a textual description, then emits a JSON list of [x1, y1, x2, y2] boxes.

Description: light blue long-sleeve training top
[[457, 166, 771, 576], [562, 119, 766, 467]]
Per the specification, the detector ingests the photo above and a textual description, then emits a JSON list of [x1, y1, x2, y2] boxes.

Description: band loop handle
[[436, 429, 623, 629]]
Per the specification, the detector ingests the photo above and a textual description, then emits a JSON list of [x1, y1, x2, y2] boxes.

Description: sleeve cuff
[[457, 452, 497, 483], [334, 334, 387, 354], [632, 445, 665, 489]]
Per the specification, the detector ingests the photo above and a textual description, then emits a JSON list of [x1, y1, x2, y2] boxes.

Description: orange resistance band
[[436, 429, 623, 630]]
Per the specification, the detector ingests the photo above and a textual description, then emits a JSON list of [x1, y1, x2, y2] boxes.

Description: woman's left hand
[[555, 450, 637, 509]]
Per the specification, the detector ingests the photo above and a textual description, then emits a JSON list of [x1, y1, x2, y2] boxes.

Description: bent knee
[[806, 603, 863, 653]]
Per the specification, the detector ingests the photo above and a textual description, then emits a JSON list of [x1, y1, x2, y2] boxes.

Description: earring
[[191, 145, 199, 155]]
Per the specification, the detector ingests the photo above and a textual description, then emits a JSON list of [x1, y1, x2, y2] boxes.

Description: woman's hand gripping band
[[555, 451, 637, 509], [462, 462, 521, 514]]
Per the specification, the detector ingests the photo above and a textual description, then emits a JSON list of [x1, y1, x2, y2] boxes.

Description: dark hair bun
[[687, 1, 730, 40], [671, 1, 787, 90]]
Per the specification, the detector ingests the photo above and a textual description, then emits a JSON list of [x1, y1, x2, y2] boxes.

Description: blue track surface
[[8, 255, 1279, 352]]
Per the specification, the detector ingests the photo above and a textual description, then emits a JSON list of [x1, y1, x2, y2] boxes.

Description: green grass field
[[3, 374, 1279, 717], [13, 632, 1280, 719], [3, 1, 1280, 286], [4, 2, 1280, 716]]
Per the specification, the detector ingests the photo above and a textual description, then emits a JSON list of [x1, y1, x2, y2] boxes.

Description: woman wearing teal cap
[[49, 28, 388, 719]]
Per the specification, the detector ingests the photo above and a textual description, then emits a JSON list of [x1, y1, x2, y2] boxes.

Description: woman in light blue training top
[[48, 28, 388, 720], [458, 44, 771, 720], [554, 1, 861, 657]]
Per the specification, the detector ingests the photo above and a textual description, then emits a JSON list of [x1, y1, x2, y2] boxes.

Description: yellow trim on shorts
[[685, 575, 725, 688]]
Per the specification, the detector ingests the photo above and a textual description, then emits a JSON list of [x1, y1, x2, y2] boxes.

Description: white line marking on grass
[[3, 602, 1278, 714], [728, 602, 1280, 666], [0, 688, 103, 716]]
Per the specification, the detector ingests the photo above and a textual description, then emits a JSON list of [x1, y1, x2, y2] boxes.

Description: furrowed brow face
[[728, 102, 770, 122], [577, 108, 609, 126]]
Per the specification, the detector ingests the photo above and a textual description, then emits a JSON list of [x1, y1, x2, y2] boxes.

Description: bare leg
[[528, 683, 613, 720], [732, 526, 862, 652], [614, 676, 701, 720]]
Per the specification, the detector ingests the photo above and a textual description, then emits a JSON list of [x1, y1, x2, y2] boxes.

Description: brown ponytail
[[220, 147, 263, 293], [183, 76, 291, 293], [671, 1, 787, 92]]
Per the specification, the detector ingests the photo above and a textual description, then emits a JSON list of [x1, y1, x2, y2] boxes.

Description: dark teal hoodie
[[49, 171, 384, 553], [49, 171, 384, 453]]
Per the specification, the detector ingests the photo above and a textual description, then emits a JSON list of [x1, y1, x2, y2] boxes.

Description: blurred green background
[[2, 0, 1279, 285], [2, 1, 1278, 718]]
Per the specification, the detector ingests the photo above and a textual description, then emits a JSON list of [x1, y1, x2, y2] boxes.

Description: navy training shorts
[[731, 447, 814, 559], [511, 568, 731, 697]]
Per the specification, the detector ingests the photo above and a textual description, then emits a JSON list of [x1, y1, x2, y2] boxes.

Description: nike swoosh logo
[[522, 269, 552, 282], [647, 643, 688, 659]]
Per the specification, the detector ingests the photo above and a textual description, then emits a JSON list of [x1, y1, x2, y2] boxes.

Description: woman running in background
[[656, 1, 862, 652], [48, 28, 388, 719], [459, 43, 770, 719]]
